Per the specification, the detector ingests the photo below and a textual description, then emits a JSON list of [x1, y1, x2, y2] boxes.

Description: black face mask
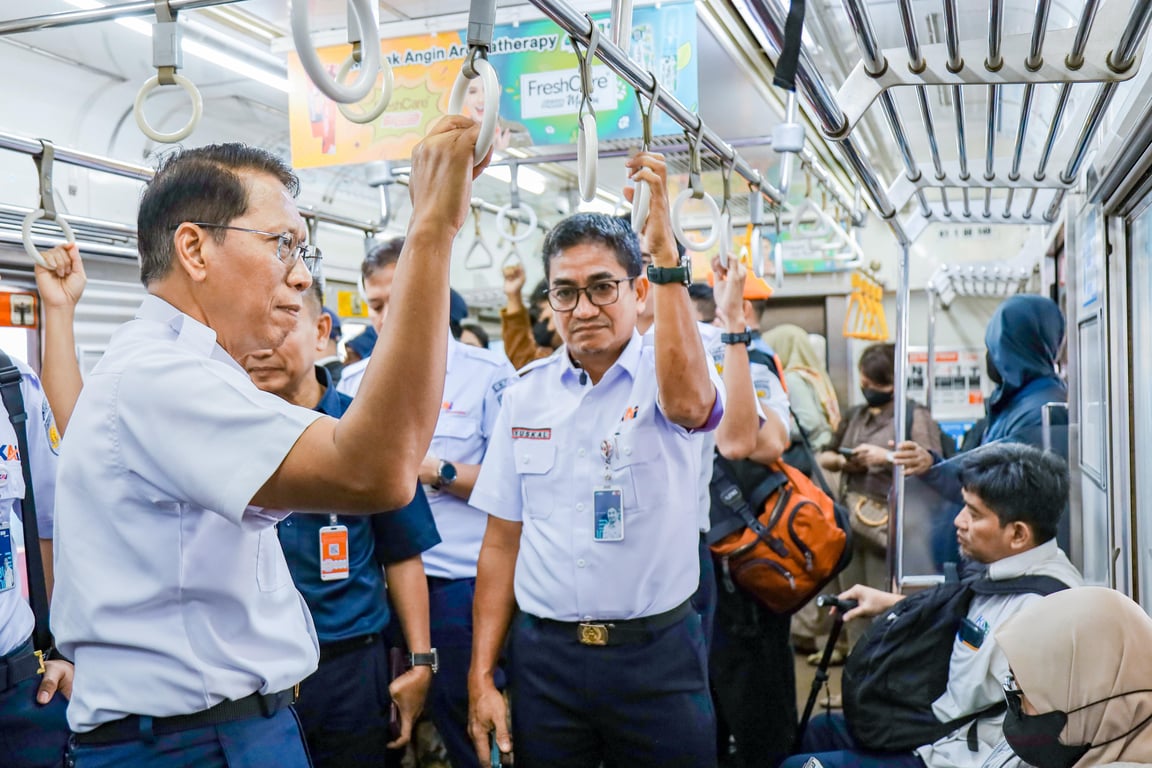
[[532, 320, 555, 349], [986, 350, 1003, 386], [1003, 704, 1090, 768], [861, 387, 894, 407]]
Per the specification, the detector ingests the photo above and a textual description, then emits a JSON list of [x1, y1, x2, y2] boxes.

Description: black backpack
[[841, 574, 1069, 753]]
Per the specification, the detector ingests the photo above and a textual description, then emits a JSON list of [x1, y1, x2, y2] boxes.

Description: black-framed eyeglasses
[[547, 277, 634, 312], [188, 223, 322, 278], [1003, 673, 1023, 716]]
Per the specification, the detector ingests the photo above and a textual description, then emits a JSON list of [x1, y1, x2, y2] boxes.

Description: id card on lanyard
[[594, 438, 624, 542], [0, 521, 13, 592], [320, 514, 349, 581]]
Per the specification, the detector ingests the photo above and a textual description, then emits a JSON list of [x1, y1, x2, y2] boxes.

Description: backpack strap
[[747, 348, 838, 500], [969, 574, 1070, 597], [0, 352, 51, 653], [710, 455, 790, 556]]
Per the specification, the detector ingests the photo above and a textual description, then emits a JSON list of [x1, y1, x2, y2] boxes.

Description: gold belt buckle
[[578, 623, 609, 646], [34, 650, 45, 675]]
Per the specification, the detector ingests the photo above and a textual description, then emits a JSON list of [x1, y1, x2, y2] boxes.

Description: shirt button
[[522, 457, 530, 464], [577, 559, 586, 568], [576, 503, 585, 511], [578, 448, 586, 457], [583, 615, 593, 621], [624, 447, 633, 455]]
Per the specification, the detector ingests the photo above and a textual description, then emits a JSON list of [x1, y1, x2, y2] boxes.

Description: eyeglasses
[[1003, 673, 1023, 715], [189, 223, 322, 278], [547, 278, 634, 312]]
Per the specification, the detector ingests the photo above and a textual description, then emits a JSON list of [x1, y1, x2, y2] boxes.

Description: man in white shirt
[[52, 118, 490, 767], [468, 153, 722, 768]]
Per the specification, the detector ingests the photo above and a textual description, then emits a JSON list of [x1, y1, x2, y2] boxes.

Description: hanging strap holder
[[464, 204, 495, 270], [153, 0, 179, 86], [572, 18, 601, 202], [630, 76, 661, 233], [33, 141, 58, 224]]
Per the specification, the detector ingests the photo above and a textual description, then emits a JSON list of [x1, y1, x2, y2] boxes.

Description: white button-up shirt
[[423, 339, 515, 580], [335, 356, 369, 398], [0, 361, 59, 657], [470, 332, 723, 621], [52, 296, 324, 732]]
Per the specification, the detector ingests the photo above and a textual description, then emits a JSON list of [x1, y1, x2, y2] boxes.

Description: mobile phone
[[837, 447, 857, 458], [490, 733, 503, 768]]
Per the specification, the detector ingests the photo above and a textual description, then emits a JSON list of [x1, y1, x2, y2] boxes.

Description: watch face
[[439, 462, 458, 484]]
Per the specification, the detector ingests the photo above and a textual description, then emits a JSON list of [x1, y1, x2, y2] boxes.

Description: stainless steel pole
[[0, 0, 245, 36], [891, 241, 912, 592]]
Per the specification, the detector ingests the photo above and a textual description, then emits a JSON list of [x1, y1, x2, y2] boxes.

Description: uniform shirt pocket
[[611, 428, 660, 512], [0, 460, 26, 501], [256, 527, 291, 592], [512, 440, 557, 519]]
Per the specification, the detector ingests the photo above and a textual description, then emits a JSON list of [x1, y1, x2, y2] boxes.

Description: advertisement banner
[[288, 2, 698, 168]]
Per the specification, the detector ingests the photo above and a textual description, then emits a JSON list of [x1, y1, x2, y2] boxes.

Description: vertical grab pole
[[890, 241, 911, 593], [926, 287, 936, 417]]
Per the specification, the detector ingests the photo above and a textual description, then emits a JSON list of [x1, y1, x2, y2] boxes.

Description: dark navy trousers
[[507, 609, 717, 768], [428, 576, 503, 768], [65, 707, 312, 768], [0, 656, 69, 768], [779, 713, 926, 768], [693, 533, 718, 652], [295, 636, 402, 768]]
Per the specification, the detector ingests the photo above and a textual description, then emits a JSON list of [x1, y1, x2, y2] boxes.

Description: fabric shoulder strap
[[0, 351, 51, 652], [969, 574, 1070, 597]]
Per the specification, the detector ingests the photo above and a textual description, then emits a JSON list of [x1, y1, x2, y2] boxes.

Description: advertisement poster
[[906, 347, 987, 421], [289, 3, 699, 168]]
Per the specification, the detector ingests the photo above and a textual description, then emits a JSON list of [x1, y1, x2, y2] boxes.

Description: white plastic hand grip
[[336, 55, 394, 124], [631, 181, 650, 234], [134, 74, 203, 143], [448, 59, 500, 166], [21, 210, 75, 269], [496, 203, 537, 243], [292, 0, 381, 104], [671, 190, 722, 252], [577, 113, 598, 203], [716, 212, 732, 269]]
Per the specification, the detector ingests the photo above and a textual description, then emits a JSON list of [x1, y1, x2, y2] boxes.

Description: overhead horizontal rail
[[0, 0, 244, 36], [523, 0, 787, 211], [738, 0, 905, 242], [0, 130, 383, 236]]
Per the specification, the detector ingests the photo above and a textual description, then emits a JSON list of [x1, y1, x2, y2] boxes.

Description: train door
[[1066, 198, 1130, 591]]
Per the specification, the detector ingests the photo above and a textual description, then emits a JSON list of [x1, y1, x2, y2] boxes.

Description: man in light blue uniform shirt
[[344, 238, 516, 767], [468, 153, 723, 768], [51, 119, 489, 767], [0, 357, 73, 768]]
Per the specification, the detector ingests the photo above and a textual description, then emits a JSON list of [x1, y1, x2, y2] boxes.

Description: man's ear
[[172, 223, 210, 283], [635, 274, 650, 307], [1009, 521, 1034, 550], [316, 313, 332, 353]]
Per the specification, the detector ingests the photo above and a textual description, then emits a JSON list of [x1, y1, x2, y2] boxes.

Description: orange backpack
[[708, 447, 853, 615]]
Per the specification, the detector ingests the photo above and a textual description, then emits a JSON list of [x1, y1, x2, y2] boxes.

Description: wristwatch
[[646, 263, 691, 286], [431, 460, 457, 490], [721, 331, 753, 346], [408, 649, 439, 674]]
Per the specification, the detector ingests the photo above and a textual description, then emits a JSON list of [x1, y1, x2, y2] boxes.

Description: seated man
[[782, 442, 1083, 768]]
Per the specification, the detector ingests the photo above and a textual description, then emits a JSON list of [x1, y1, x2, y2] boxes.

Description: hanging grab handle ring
[[464, 205, 495, 270], [572, 19, 601, 202], [670, 120, 723, 252], [746, 183, 764, 275], [495, 162, 537, 243], [134, 1, 202, 143], [715, 155, 736, 265], [21, 141, 74, 270], [336, 2, 394, 124], [448, 48, 500, 165], [292, 0, 382, 104], [630, 75, 661, 234]]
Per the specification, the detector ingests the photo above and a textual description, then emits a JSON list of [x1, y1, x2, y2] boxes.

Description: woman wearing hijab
[[991, 586, 1152, 768], [762, 324, 841, 454]]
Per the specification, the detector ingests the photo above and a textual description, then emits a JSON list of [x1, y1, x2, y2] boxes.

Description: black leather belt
[[0, 644, 44, 693], [73, 688, 297, 746], [527, 600, 694, 647], [319, 632, 380, 662]]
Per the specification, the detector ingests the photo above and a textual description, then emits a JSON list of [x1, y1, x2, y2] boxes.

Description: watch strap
[[721, 331, 754, 346], [408, 650, 439, 673], [646, 264, 691, 286]]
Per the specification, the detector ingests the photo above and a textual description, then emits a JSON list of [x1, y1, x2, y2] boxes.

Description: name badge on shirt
[[0, 521, 13, 592], [593, 487, 624, 542], [958, 616, 989, 650], [319, 524, 350, 581]]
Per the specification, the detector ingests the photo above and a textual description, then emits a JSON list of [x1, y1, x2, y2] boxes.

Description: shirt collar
[[313, 365, 342, 415], [987, 538, 1059, 580], [137, 294, 231, 364], [560, 330, 643, 386]]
